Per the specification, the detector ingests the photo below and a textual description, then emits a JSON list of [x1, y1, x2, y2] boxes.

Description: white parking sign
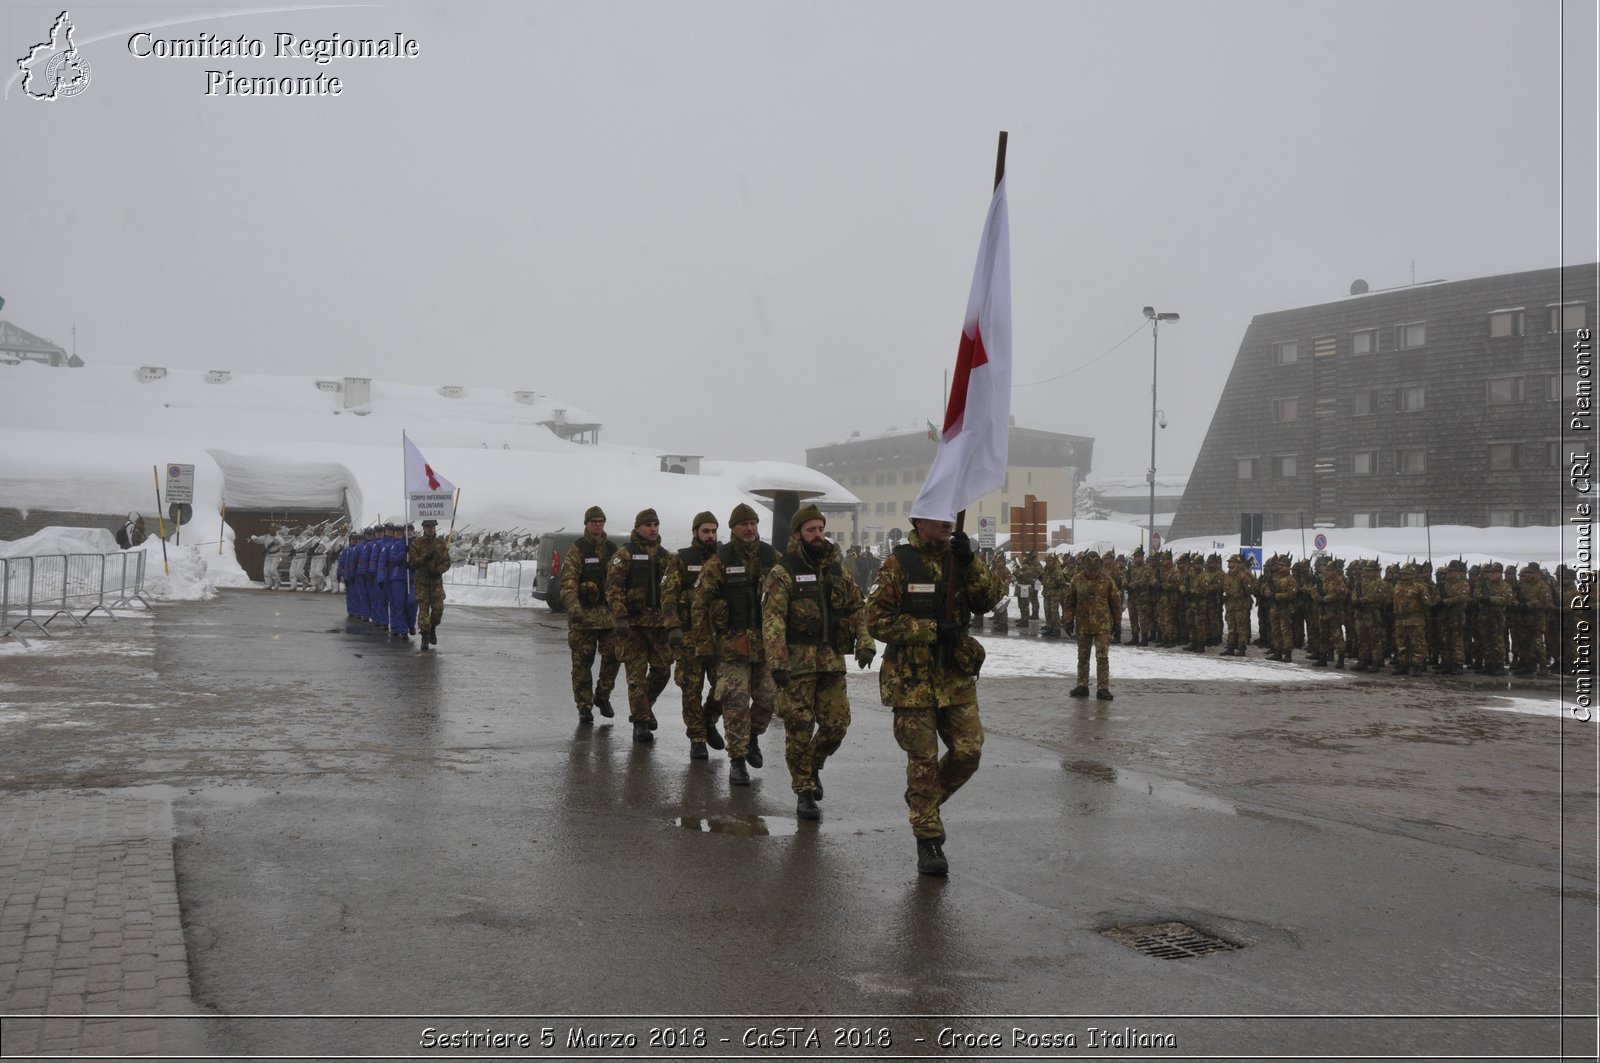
[[166, 463, 195, 504]]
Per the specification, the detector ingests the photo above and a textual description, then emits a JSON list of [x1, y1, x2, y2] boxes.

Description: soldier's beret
[[584, 506, 606, 522], [692, 511, 717, 532], [791, 503, 825, 532], [729, 502, 761, 526], [634, 508, 659, 527]]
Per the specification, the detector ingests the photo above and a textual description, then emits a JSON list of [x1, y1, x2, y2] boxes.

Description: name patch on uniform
[[632, 554, 650, 561], [795, 573, 818, 582], [687, 565, 702, 572], [726, 566, 747, 574], [584, 557, 600, 564], [907, 583, 936, 593]]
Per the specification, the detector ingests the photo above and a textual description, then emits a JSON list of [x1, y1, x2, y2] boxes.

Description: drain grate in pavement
[[1102, 921, 1240, 959]]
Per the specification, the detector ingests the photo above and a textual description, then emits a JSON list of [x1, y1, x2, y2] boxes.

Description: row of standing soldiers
[[972, 547, 1581, 677]]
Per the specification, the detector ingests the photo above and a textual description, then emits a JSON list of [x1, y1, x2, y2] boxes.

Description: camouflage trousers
[[1394, 617, 1428, 668], [1270, 603, 1294, 656], [415, 578, 445, 634], [1156, 597, 1177, 642], [618, 626, 673, 723], [777, 672, 850, 796], [1075, 629, 1111, 690], [892, 703, 984, 840], [1043, 592, 1061, 629], [673, 650, 721, 741], [1127, 593, 1145, 642], [567, 627, 620, 711], [1356, 611, 1385, 664], [1225, 601, 1252, 651], [1480, 609, 1508, 668], [713, 659, 775, 759], [1439, 610, 1466, 667], [1317, 607, 1345, 660], [1513, 616, 1548, 671]]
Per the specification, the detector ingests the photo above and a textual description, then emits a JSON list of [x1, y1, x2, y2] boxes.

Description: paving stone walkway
[[0, 791, 208, 1057]]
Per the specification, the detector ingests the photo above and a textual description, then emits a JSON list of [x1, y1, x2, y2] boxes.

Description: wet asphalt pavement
[[0, 588, 1595, 1060]]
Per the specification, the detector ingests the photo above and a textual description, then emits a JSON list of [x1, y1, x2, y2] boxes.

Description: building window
[[1549, 303, 1589, 332], [885, 471, 898, 485], [1524, 374, 1559, 402], [1352, 450, 1378, 475], [1488, 309, 1524, 338], [1486, 377, 1521, 404], [1400, 511, 1428, 527], [1546, 440, 1562, 468], [1351, 328, 1377, 355], [1351, 512, 1375, 528], [1237, 457, 1257, 480], [886, 501, 897, 514], [1273, 397, 1299, 422], [1395, 447, 1427, 474], [1352, 390, 1376, 416], [1488, 443, 1520, 471], [1274, 340, 1299, 365], [1487, 509, 1517, 528], [1396, 321, 1427, 349], [1395, 385, 1425, 412], [1273, 455, 1298, 478]]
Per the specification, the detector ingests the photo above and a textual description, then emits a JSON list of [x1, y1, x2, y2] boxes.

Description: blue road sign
[[1240, 546, 1264, 571]]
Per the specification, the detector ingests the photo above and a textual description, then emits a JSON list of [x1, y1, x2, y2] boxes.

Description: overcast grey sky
[[5, 0, 1595, 478]]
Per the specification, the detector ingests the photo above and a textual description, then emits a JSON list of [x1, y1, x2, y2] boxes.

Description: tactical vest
[[575, 536, 615, 598], [676, 545, 711, 594], [778, 552, 842, 646], [626, 542, 666, 609], [891, 544, 965, 623], [718, 541, 777, 631]]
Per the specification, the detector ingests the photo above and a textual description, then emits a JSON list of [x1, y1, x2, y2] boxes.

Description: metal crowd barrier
[[0, 552, 152, 646], [441, 560, 527, 604]]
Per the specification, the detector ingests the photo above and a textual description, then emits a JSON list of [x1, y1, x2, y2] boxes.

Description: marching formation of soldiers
[[989, 546, 1582, 679], [250, 522, 347, 592], [334, 520, 453, 649], [560, 502, 994, 876]]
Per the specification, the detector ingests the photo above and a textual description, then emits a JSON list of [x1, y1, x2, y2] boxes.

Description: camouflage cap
[[729, 502, 761, 526], [634, 508, 659, 527], [691, 510, 717, 532], [790, 503, 825, 532], [584, 505, 606, 522]]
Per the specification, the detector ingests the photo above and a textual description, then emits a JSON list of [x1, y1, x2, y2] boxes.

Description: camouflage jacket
[[1392, 576, 1436, 618], [1222, 568, 1256, 601], [661, 539, 718, 626], [406, 536, 452, 582], [1318, 568, 1348, 607], [560, 532, 620, 631], [1439, 570, 1471, 612], [1067, 569, 1119, 634], [867, 530, 1001, 709], [761, 535, 870, 676], [1516, 572, 1556, 615], [1478, 576, 1515, 611], [691, 537, 780, 662], [607, 532, 678, 628]]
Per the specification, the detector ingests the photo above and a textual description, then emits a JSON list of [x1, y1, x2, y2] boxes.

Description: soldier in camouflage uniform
[[406, 518, 452, 651], [692, 503, 780, 785], [1314, 557, 1348, 668], [1350, 560, 1385, 671], [560, 506, 622, 724], [1154, 551, 1179, 646], [1476, 563, 1513, 675], [1040, 554, 1066, 638], [1513, 562, 1555, 674], [1067, 550, 1119, 700], [1221, 554, 1255, 656], [866, 514, 1001, 877], [606, 509, 680, 743], [1126, 547, 1150, 645], [1391, 564, 1434, 675], [1203, 553, 1225, 646], [1263, 557, 1298, 663], [762, 505, 875, 821], [1435, 560, 1470, 674], [661, 511, 725, 760], [1015, 551, 1042, 626], [987, 550, 1011, 631]]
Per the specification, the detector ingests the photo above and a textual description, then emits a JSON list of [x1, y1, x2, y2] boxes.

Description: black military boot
[[632, 720, 653, 743], [419, 636, 430, 652], [810, 768, 824, 801], [1219, 647, 1233, 657], [1391, 664, 1409, 676], [1335, 655, 1345, 669], [728, 757, 750, 786], [428, 630, 438, 646], [703, 712, 725, 751], [1096, 689, 1114, 701], [1069, 686, 1089, 698], [595, 694, 615, 718], [689, 741, 708, 761], [577, 708, 594, 725], [1312, 656, 1327, 668], [745, 734, 764, 769], [646, 711, 659, 731], [796, 793, 820, 820], [916, 838, 948, 876]]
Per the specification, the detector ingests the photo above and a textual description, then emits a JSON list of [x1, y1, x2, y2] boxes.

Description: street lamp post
[[1143, 306, 1179, 550]]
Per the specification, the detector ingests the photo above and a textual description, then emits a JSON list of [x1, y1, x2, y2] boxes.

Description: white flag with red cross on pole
[[403, 433, 457, 525]]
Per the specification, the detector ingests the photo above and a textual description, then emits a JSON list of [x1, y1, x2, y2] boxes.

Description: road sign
[[978, 531, 996, 550], [1313, 533, 1328, 551], [1240, 546, 1263, 571], [167, 502, 193, 527], [1151, 531, 1163, 552], [978, 517, 991, 530], [165, 463, 195, 504]]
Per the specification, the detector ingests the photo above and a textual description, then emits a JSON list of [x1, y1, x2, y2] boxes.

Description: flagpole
[[446, 488, 461, 547], [955, 129, 1007, 537]]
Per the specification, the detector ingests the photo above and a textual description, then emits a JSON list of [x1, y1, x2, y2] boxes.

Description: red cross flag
[[403, 433, 457, 523]]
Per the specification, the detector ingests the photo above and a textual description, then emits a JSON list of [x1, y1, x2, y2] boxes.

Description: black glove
[[699, 654, 717, 671], [770, 669, 790, 688], [855, 646, 876, 670], [935, 619, 962, 649], [949, 532, 974, 567]]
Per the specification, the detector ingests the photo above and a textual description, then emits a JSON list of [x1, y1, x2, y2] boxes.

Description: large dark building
[[1170, 263, 1595, 538]]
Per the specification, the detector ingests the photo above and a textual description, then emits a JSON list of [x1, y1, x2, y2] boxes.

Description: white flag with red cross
[[403, 433, 456, 524]]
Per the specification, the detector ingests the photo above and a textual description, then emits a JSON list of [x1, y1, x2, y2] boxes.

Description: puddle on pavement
[[675, 814, 797, 837], [1064, 760, 1237, 816]]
